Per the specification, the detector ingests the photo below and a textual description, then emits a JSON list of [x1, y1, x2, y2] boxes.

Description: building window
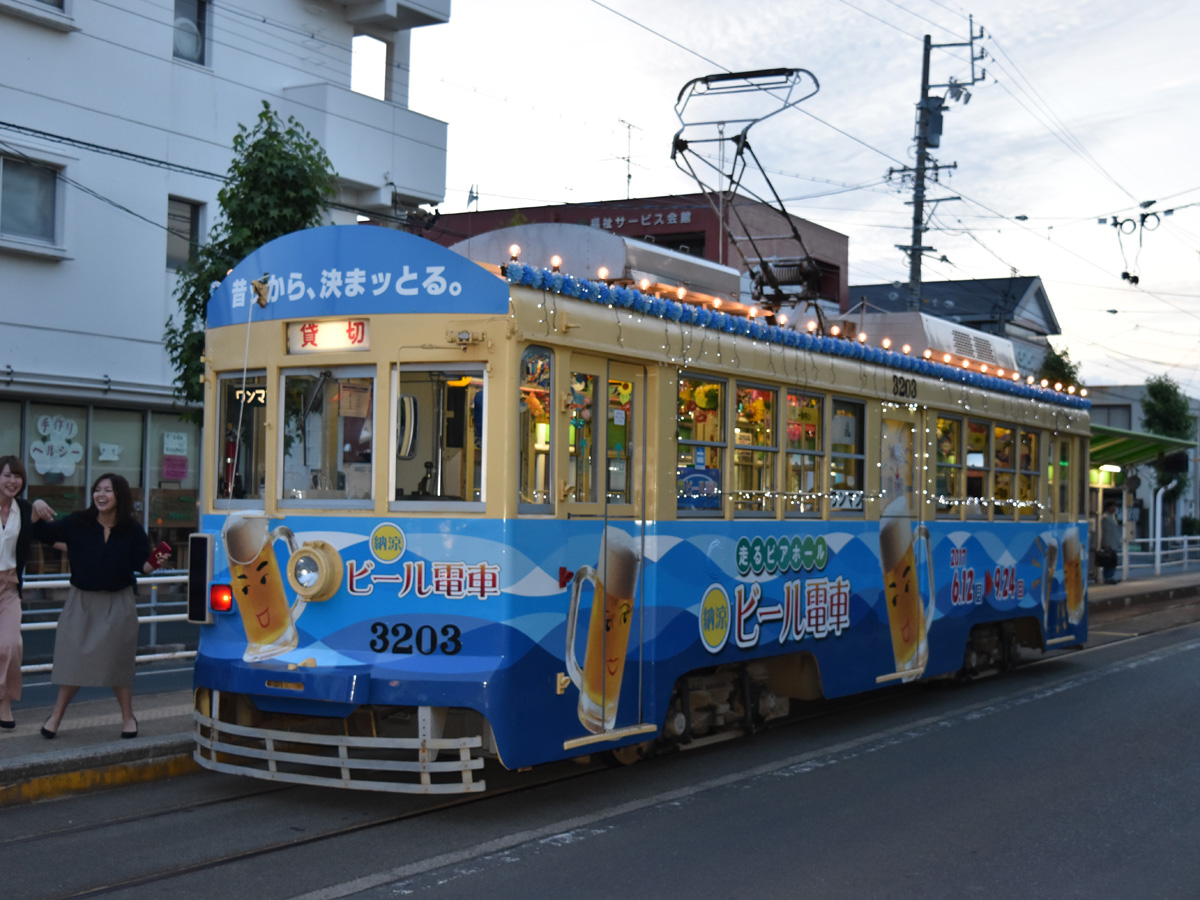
[[166, 197, 201, 269], [1, 155, 58, 244], [173, 0, 207, 64]]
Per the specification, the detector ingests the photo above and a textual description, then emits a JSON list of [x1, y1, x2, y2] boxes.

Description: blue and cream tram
[[187, 224, 1089, 793]]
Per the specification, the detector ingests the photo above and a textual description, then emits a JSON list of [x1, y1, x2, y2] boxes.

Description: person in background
[[0, 455, 50, 729], [1100, 500, 1122, 585], [31, 473, 169, 739]]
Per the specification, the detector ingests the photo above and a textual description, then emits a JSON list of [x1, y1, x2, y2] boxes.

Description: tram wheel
[[609, 740, 654, 766]]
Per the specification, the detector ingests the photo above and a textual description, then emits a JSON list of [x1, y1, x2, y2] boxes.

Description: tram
[[187, 223, 1090, 794]]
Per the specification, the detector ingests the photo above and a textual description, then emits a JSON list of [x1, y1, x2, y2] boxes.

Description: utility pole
[[890, 18, 986, 311]]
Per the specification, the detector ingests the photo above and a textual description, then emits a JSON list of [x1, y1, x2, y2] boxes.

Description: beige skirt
[[52, 585, 138, 688], [0, 570, 21, 701]]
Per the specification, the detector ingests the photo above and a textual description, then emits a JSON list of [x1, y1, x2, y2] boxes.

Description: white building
[[0, 0, 448, 570]]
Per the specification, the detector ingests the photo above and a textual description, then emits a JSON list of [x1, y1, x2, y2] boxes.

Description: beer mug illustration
[[222, 513, 305, 662], [565, 527, 641, 733], [1041, 536, 1059, 632], [1062, 527, 1084, 624], [879, 499, 936, 677]]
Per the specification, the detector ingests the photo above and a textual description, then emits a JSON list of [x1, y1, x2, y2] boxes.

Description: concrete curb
[[1090, 582, 1200, 616], [0, 735, 198, 807]]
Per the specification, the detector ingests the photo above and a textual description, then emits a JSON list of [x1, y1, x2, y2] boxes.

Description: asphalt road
[[4, 603, 1199, 900]]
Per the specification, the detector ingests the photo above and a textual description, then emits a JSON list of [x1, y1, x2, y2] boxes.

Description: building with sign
[[0, 0, 448, 572], [426, 192, 850, 310]]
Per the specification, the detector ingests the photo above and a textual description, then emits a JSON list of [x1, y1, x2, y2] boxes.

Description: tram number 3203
[[369, 621, 463, 655], [892, 375, 918, 399]]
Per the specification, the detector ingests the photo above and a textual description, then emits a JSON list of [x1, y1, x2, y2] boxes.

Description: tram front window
[[216, 373, 268, 505], [393, 367, 484, 504], [281, 368, 374, 502], [829, 399, 864, 513]]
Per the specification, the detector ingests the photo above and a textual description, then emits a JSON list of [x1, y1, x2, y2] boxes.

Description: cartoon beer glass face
[[565, 527, 641, 733], [222, 513, 304, 661], [1062, 527, 1084, 624], [880, 498, 936, 677]]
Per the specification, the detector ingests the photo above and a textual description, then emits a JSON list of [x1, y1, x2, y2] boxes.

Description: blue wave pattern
[[195, 514, 1088, 767]]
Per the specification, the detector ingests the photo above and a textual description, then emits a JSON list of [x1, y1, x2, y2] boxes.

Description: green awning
[[1089, 424, 1195, 468]]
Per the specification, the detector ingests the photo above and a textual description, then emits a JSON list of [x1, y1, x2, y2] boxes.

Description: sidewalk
[[2, 570, 1198, 806]]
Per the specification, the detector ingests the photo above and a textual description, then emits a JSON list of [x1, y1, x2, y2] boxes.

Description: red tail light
[[210, 584, 233, 612]]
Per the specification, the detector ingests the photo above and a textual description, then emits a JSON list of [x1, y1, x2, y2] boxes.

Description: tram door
[[561, 356, 650, 740], [879, 411, 934, 678]]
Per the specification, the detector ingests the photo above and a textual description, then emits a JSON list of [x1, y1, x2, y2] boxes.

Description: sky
[[387, 0, 1199, 392]]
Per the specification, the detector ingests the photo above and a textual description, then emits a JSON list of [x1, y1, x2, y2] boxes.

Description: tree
[[1141, 373, 1197, 504], [165, 102, 336, 409], [1036, 343, 1082, 388]]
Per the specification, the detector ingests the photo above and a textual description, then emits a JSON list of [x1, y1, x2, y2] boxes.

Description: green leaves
[[165, 101, 336, 411]]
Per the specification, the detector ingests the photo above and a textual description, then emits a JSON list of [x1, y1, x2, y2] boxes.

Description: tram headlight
[[285, 540, 344, 601]]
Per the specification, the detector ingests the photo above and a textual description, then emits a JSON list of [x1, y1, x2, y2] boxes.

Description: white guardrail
[[1118, 535, 1200, 580], [18, 573, 194, 675]]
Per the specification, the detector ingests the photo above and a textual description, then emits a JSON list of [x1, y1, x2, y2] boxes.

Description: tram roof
[[1090, 424, 1196, 468]]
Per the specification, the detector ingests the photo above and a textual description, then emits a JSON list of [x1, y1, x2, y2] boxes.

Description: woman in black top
[[32, 473, 168, 739]]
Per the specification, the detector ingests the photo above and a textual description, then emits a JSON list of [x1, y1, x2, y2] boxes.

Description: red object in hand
[[150, 541, 172, 569]]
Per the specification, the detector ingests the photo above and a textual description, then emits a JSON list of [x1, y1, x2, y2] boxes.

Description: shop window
[[148, 415, 200, 570], [0, 401, 20, 459], [677, 375, 725, 514], [935, 416, 961, 515], [785, 391, 822, 516], [393, 367, 484, 506], [281, 368, 374, 504], [829, 399, 864, 514], [518, 347, 552, 511], [733, 384, 776, 515], [216, 373, 267, 505], [25, 404, 87, 574]]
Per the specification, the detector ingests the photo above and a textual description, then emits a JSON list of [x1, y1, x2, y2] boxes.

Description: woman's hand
[[31, 499, 56, 522]]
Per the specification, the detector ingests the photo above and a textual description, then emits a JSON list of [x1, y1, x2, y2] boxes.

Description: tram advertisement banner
[[195, 513, 1088, 768]]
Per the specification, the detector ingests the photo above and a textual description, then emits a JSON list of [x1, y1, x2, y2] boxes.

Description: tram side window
[[785, 391, 823, 516], [733, 384, 776, 515], [607, 377, 636, 505], [935, 416, 961, 515], [393, 368, 484, 503], [566, 371, 597, 504], [518, 347, 552, 511], [677, 375, 725, 514], [993, 424, 1016, 516], [829, 399, 864, 514], [965, 420, 989, 518], [1018, 430, 1040, 518], [281, 368, 374, 503], [216, 373, 268, 505]]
